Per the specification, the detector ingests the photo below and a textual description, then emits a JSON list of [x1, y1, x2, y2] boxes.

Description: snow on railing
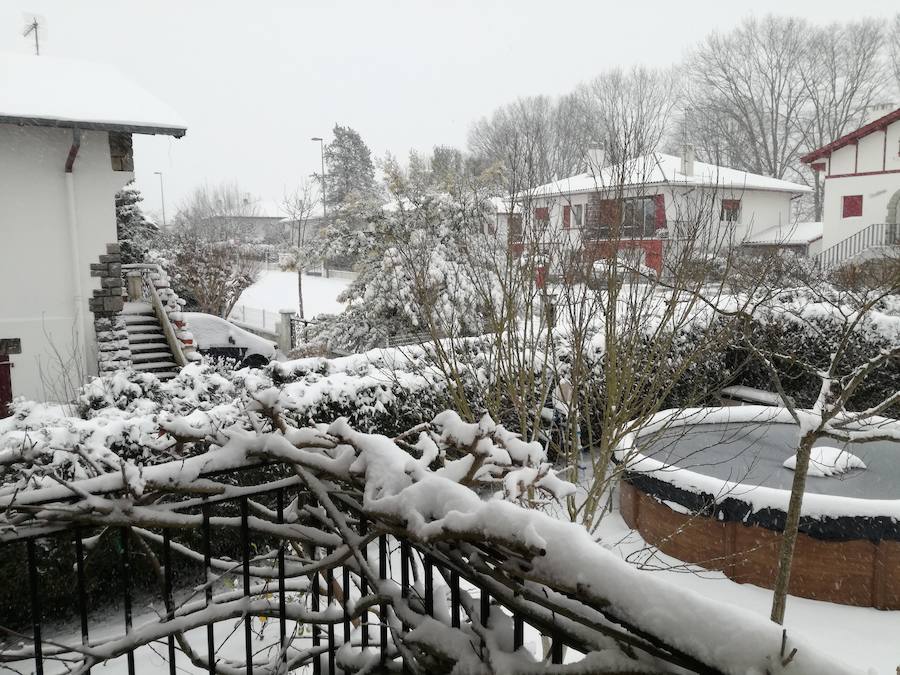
[[0, 400, 854, 675]]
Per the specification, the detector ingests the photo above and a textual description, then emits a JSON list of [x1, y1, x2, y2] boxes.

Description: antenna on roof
[[22, 13, 46, 56]]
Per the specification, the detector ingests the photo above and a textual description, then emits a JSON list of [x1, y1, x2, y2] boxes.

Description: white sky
[[1, 0, 897, 217]]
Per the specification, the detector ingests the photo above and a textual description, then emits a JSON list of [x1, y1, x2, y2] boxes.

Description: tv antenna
[[22, 13, 46, 55]]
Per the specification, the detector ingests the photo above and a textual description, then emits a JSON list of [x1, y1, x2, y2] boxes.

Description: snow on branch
[[0, 398, 856, 675]]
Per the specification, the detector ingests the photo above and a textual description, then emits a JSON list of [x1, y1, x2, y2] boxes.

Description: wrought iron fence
[[0, 456, 724, 675]]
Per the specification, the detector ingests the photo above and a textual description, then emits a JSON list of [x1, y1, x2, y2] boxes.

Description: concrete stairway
[[122, 302, 179, 381]]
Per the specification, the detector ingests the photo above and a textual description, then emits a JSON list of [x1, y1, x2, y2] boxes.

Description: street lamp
[[153, 171, 167, 228]]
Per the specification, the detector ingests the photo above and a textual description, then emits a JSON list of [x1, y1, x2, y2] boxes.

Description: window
[[534, 207, 549, 223], [562, 205, 583, 230], [842, 195, 863, 218], [595, 197, 656, 238], [622, 197, 657, 236], [721, 199, 741, 223]]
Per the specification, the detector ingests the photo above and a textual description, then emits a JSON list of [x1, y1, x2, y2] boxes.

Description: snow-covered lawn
[[597, 512, 900, 674], [230, 272, 351, 330]]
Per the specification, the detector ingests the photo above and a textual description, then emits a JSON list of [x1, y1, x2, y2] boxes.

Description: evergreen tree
[[323, 125, 379, 207], [115, 181, 158, 264]]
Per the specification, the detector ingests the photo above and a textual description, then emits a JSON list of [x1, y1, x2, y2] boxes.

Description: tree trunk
[[297, 270, 305, 320], [770, 431, 816, 624]]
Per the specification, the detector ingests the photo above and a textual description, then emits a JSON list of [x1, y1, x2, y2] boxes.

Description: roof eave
[[0, 114, 187, 138], [801, 107, 900, 164]]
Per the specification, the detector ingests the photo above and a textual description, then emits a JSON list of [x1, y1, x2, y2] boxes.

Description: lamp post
[[311, 136, 328, 277], [153, 171, 167, 228]]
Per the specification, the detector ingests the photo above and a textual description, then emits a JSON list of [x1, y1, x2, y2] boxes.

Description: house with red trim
[[801, 105, 900, 264], [494, 148, 810, 276]]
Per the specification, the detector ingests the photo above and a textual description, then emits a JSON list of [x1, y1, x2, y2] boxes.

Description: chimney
[[681, 144, 695, 176], [587, 144, 606, 173]]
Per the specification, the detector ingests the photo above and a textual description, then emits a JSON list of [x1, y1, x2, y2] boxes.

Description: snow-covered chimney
[[681, 144, 695, 176], [587, 144, 606, 173]]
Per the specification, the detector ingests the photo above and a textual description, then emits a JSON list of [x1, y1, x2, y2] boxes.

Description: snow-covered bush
[[723, 288, 900, 415]]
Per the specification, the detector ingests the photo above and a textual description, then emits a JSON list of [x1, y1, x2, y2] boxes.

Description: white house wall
[[0, 125, 127, 403], [507, 186, 793, 243], [821, 172, 900, 250]]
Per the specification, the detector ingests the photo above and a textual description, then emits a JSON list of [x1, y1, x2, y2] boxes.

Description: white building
[[801, 106, 900, 262], [494, 149, 811, 275], [0, 53, 186, 413]]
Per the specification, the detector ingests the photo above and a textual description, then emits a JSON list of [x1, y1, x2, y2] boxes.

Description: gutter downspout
[[64, 129, 89, 374]]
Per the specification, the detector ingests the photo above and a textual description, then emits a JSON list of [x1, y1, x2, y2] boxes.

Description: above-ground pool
[[617, 406, 900, 608]]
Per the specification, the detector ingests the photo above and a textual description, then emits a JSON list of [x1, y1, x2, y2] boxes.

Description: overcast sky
[[1, 0, 897, 217]]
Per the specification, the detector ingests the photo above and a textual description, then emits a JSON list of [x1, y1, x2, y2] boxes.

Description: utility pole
[[154, 171, 167, 227], [23, 16, 41, 55]]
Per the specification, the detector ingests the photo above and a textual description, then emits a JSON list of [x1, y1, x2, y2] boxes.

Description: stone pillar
[[89, 243, 130, 373], [277, 309, 295, 354], [126, 272, 143, 301]]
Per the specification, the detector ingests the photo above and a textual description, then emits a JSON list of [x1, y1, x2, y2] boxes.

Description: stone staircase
[[122, 302, 179, 381]]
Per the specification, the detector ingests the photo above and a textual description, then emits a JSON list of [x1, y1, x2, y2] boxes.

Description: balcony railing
[[815, 222, 899, 270]]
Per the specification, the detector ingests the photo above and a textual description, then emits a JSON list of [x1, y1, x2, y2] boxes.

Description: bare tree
[[686, 16, 811, 181], [578, 66, 679, 169], [175, 180, 262, 242], [891, 14, 900, 94], [279, 180, 321, 320], [731, 265, 900, 624], [798, 19, 887, 219]]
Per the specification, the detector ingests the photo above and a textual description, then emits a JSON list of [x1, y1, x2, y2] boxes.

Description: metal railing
[[228, 304, 280, 333], [0, 459, 719, 675], [815, 222, 899, 270]]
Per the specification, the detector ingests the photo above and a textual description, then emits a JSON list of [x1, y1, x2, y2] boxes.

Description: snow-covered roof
[[744, 221, 823, 245], [530, 153, 811, 197], [0, 52, 186, 136]]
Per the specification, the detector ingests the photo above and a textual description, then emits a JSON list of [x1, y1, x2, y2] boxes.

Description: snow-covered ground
[[597, 513, 900, 674], [230, 272, 351, 330]]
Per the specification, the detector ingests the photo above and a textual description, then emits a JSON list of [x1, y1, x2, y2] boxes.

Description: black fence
[[0, 465, 581, 675]]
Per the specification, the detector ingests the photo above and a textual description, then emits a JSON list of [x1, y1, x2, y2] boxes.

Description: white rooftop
[[532, 153, 811, 196], [744, 221, 823, 245], [0, 52, 186, 136]]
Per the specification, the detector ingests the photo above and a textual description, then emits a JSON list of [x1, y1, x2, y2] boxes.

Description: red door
[[0, 358, 11, 418]]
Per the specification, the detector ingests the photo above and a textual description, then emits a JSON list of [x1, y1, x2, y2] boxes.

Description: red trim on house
[[811, 162, 826, 173], [801, 107, 900, 163], [824, 168, 900, 179], [653, 194, 666, 228], [562, 205, 571, 230], [583, 239, 664, 275], [884, 131, 888, 172], [854, 142, 859, 173]]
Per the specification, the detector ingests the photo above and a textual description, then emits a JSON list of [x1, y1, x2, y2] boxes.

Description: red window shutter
[[842, 195, 863, 218], [535, 207, 549, 222], [653, 194, 666, 228], [562, 205, 571, 229]]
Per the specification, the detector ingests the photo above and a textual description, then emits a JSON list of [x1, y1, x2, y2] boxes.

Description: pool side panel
[[620, 480, 899, 609]]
